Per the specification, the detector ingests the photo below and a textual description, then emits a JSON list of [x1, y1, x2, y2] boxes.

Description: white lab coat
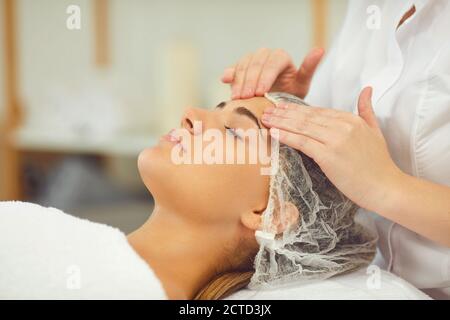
[[307, 0, 450, 299]]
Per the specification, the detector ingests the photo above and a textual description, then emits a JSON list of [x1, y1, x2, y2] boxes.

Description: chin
[[137, 145, 200, 215], [138, 146, 167, 190], [137, 145, 180, 202]]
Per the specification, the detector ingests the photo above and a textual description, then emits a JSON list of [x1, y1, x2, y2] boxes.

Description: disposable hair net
[[249, 92, 377, 289]]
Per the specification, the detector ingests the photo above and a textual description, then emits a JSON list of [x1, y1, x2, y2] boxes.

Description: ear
[[240, 202, 300, 234], [241, 208, 264, 231]]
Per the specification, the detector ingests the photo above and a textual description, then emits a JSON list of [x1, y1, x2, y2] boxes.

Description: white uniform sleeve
[[305, 0, 365, 112], [305, 0, 358, 111], [305, 43, 339, 107]]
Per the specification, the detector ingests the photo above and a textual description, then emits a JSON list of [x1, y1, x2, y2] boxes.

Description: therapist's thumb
[[358, 87, 380, 132], [295, 47, 324, 98]]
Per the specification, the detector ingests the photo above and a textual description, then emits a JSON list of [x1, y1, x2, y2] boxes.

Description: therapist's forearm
[[379, 172, 450, 247]]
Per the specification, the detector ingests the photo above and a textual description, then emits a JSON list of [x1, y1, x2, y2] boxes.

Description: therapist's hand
[[221, 47, 324, 100], [261, 87, 404, 213]]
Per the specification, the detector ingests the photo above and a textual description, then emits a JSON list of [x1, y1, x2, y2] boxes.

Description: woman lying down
[[0, 93, 377, 299]]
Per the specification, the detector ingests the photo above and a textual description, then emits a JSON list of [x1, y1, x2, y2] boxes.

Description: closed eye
[[224, 125, 242, 140]]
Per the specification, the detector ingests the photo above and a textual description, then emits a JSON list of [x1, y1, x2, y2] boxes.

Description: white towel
[[226, 268, 431, 300], [0, 201, 167, 299]]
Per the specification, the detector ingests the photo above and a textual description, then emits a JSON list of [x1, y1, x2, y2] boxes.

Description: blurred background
[[0, 0, 348, 233]]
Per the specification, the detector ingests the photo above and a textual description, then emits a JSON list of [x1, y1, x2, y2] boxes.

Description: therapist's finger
[[241, 48, 271, 98], [273, 101, 343, 120], [231, 54, 252, 99], [357, 87, 381, 134], [262, 113, 331, 144], [295, 48, 324, 98], [271, 128, 327, 163], [256, 49, 292, 96], [264, 105, 331, 126], [276, 107, 362, 140], [221, 65, 236, 83]]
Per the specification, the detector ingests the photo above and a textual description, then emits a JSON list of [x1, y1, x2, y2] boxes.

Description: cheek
[[137, 138, 271, 223], [162, 163, 268, 224], [178, 165, 252, 219], [186, 163, 269, 217], [136, 147, 242, 220], [180, 140, 270, 219]]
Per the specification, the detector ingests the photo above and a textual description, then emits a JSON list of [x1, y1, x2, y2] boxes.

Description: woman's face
[[138, 97, 274, 228]]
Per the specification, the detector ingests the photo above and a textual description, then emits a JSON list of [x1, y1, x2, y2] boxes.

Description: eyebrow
[[215, 101, 261, 129], [216, 101, 226, 109], [234, 107, 261, 129]]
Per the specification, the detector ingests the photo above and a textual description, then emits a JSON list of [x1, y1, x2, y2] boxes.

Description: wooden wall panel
[[1, 0, 22, 200], [312, 0, 327, 48], [94, 0, 109, 67]]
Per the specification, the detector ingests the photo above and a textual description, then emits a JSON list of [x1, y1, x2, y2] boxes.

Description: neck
[[126, 204, 236, 299]]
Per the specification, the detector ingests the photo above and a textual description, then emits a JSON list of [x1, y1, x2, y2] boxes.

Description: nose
[[181, 107, 203, 135]]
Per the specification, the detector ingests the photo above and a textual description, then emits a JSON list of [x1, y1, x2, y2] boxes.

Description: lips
[[166, 129, 181, 143], [162, 129, 185, 151]]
